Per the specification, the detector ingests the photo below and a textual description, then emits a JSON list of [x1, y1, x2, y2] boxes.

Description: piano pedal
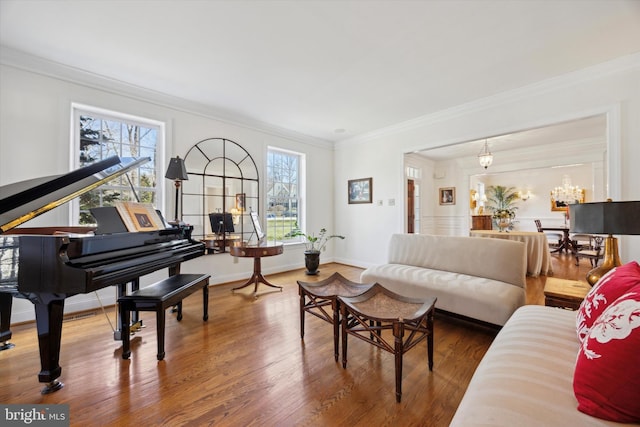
[[129, 320, 144, 333], [41, 379, 64, 395], [113, 321, 144, 341], [0, 341, 15, 351]]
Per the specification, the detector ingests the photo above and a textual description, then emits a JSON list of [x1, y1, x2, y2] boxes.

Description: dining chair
[[574, 235, 604, 267], [570, 233, 592, 252], [534, 219, 562, 250]]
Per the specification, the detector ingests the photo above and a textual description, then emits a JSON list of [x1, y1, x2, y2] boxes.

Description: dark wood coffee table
[[339, 284, 437, 402], [297, 272, 374, 361]]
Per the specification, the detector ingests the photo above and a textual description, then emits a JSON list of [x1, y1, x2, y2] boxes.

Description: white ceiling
[[1, 0, 639, 143]]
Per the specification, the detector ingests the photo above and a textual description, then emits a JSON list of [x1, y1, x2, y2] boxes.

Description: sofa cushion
[[386, 234, 527, 288], [576, 261, 640, 342], [360, 264, 524, 326], [451, 305, 623, 426], [573, 284, 640, 423]]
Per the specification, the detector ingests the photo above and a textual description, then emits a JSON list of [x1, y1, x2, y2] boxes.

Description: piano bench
[[118, 273, 211, 361]]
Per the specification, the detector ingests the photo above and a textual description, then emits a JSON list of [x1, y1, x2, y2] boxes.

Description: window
[[406, 166, 421, 179], [72, 105, 163, 225], [266, 147, 303, 242]]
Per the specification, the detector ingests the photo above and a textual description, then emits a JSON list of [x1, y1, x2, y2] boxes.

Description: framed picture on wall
[[235, 193, 246, 211], [439, 187, 455, 205], [348, 178, 372, 204]]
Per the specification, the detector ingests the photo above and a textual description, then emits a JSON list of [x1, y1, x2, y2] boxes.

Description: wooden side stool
[[297, 272, 374, 361], [339, 284, 437, 402], [544, 277, 591, 310], [119, 273, 210, 360]]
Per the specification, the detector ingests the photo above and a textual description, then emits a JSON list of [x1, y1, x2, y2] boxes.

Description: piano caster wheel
[[0, 341, 15, 351], [41, 380, 64, 394]]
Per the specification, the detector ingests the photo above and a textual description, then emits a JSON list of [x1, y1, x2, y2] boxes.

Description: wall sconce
[[470, 190, 478, 210], [472, 192, 488, 214], [229, 208, 241, 225], [519, 190, 532, 201]]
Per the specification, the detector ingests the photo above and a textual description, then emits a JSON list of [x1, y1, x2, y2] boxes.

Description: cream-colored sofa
[[450, 305, 627, 426], [360, 233, 526, 326]]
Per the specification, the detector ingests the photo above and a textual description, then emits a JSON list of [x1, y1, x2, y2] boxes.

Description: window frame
[[70, 103, 166, 225], [265, 146, 305, 244]]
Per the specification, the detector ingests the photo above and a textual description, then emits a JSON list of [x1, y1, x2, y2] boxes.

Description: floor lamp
[[570, 200, 640, 286], [165, 156, 188, 225]]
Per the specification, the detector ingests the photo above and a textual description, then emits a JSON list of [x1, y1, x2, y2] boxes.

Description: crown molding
[[335, 52, 640, 149], [0, 46, 334, 150]]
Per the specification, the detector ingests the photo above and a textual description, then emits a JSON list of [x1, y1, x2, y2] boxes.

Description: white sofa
[[360, 233, 526, 326], [450, 305, 627, 426]]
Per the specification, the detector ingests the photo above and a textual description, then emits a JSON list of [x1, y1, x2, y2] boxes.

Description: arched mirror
[[181, 138, 259, 253]]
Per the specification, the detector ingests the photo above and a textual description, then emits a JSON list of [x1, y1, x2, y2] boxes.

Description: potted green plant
[[288, 224, 345, 275], [486, 185, 519, 231]]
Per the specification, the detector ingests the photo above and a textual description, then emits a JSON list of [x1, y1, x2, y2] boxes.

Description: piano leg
[[0, 292, 15, 350], [33, 295, 65, 394]]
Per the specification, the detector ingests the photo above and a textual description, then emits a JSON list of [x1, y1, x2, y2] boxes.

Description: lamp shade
[[570, 201, 640, 235], [165, 156, 188, 181]]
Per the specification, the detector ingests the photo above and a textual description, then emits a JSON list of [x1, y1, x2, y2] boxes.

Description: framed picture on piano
[[115, 202, 164, 232]]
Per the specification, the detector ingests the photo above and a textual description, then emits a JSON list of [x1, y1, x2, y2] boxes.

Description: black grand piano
[[0, 156, 205, 393]]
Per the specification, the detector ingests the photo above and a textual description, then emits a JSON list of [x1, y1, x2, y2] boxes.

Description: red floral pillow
[[573, 284, 640, 422], [576, 261, 640, 342]]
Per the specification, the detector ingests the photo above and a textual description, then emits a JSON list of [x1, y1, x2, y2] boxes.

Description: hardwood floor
[[0, 252, 591, 426]]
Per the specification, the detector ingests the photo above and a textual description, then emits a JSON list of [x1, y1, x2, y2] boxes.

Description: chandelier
[[551, 175, 582, 204], [478, 140, 493, 169]]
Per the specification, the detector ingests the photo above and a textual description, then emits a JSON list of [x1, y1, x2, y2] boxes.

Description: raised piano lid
[[0, 156, 150, 234]]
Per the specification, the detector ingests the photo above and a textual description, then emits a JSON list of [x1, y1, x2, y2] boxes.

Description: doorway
[[406, 179, 420, 233], [407, 179, 415, 233]]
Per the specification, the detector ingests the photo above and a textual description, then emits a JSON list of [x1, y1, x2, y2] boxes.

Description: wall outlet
[[377, 199, 383, 206], [388, 198, 395, 206]]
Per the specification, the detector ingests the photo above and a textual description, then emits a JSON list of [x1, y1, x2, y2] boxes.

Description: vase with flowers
[[486, 185, 519, 232], [492, 208, 516, 232]]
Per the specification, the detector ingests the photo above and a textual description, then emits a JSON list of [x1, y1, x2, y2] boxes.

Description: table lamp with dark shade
[[570, 200, 640, 286], [165, 156, 189, 224]]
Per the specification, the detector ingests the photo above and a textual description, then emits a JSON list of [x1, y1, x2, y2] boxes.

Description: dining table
[[539, 226, 573, 253], [470, 230, 553, 277]]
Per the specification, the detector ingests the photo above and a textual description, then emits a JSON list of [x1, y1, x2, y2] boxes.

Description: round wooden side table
[[229, 242, 284, 297]]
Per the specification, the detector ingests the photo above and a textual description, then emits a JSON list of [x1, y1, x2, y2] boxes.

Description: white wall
[[333, 54, 640, 268], [478, 163, 598, 231], [0, 58, 335, 323], [2, 52, 639, 323]]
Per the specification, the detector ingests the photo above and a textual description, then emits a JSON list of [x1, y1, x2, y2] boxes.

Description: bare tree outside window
[[76, 110, 160, 225], [266, 148, 302, 241]]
